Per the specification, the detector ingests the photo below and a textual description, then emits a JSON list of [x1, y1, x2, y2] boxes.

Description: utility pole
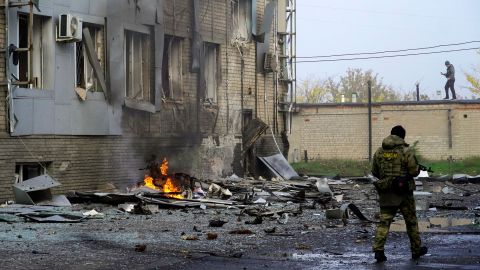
[[368, 80, 372, 162], [416, 83, 420, 101]]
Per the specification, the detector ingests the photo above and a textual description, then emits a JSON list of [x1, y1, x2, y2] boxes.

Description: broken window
[[18, 13, 52, 89], [14, 162, 51, 183], [125, 30, 152, 103], [203, 42, 220, 104], [232, 0, 252, 42], [162, 35, 183, 100], [76, 23, 105, 92]]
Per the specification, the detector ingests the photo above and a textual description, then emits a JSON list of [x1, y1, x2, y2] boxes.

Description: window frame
[[162, 35, 184, 101], [17, 13, 53, 90], [75, 23, 106, 93], [203, 42, 221, 104], [232, 0, 253, 43]]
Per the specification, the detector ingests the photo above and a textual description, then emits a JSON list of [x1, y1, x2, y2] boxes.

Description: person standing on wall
[[371, 125, 428, 263], [441, 60, 456, 100]]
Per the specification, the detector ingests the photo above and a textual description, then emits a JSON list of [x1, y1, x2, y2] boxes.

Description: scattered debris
[[245, 216, 263, 225], [295, 243, 312, 250], [181, 235, 199, 241], [209, 219, 228, 227], [206, 233, 218, 240], [229, 229, 253, 235], [277, 213, 289, 224], [414, 191, 433, 211], [82, 209, 104, 218], [253, 198, 267, 204], [13, 175, 71, 207], [22, 213, 85, 223], [134, 244, 147, 252], [258, 154, 300, 180], [208, 184, 232, 199], [264, 227, 277, 234]]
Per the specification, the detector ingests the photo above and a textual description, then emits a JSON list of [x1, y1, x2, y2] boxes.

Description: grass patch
[[425, 156, 480, 176], [292, 156, 480, 177], [292, 159, 371, 177]]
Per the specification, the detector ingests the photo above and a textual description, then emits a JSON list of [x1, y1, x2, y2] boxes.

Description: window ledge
[[124, 98, 156, 113], [162, 98, 184, 105], [202, 102, 218, 110], [13, 88, 54, 99]]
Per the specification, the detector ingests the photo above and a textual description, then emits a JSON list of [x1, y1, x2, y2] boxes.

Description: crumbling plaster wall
[[289, 102, 480, 162], [0, 0, 288, 201]]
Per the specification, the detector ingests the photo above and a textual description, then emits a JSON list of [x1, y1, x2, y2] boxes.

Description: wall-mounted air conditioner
[[56, 14, 82, 42]]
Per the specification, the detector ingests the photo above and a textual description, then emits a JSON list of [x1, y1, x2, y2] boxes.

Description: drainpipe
[[240, 48, 245, 175], [368, 80, 372, 162]]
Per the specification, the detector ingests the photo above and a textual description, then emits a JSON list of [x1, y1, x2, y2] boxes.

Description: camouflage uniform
[[371, 135, 422, 254]]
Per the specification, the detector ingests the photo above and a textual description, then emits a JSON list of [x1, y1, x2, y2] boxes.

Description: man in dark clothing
[[441, 60, 456, 100], [371, 125, 428, 263]]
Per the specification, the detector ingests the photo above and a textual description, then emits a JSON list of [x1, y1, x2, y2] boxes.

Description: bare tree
[[297, 68, 402, 103]]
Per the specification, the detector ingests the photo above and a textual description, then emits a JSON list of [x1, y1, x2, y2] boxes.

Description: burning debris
[[140, 158, 188, 199]]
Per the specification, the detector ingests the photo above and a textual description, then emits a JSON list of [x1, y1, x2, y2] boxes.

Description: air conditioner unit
[[263, 53, 274, 73], [56, 14, 82, 42]]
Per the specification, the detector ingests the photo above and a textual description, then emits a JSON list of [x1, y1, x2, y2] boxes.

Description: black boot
[[412, 246, 428, 259], [375, 250, 387, 263]]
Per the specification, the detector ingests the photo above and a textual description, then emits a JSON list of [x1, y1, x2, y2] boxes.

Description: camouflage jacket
[[371, 135, 419, 206]]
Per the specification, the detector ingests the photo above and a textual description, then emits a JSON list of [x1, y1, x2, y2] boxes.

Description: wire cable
[[297, 40, 480, 59], [297, 47, 480, 63]]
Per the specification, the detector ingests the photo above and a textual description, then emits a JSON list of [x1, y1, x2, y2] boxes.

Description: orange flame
[[160, 158, 168, 175], [142, 158, 183, 198]]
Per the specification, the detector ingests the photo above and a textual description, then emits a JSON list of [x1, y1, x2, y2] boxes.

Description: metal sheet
[[33, 99, 55, 134], [258, 153, 299, 180], [22, 214, 85, 223], [12, 98, 34, 135], [71, 100, 109, 135], [256, 1, 275, 71], [251, 0, 257, 36], [13, 175, 62, 205], [54, 104, 72, 134]]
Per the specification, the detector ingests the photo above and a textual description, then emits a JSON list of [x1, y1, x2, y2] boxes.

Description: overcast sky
[[296, 0, 480, 99]]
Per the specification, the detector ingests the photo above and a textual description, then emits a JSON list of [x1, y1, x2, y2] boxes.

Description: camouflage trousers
[[372, 195, 422, 253]]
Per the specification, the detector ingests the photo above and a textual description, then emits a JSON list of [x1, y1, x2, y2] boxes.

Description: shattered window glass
[[125, 30, 152, 103]]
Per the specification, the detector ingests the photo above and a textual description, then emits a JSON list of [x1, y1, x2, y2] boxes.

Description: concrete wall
[[0, 0, 289, 201], [289, 101, 480, 162]]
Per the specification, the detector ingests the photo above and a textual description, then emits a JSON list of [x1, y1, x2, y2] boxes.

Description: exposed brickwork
[[290, 102, 480, 162]]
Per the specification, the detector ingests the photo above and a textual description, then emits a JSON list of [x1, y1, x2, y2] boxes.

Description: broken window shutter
[[83, 28, 109, 102]]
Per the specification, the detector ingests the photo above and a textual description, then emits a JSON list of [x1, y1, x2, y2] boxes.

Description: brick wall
[[0, 1, 288, 201], [289, 101, 480, 162]]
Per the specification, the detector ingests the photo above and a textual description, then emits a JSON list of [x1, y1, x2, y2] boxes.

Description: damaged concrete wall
[[289, 101, 480, 162], [0, 0, 289, 201]]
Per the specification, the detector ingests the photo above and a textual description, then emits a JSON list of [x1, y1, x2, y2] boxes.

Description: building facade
[[0, 0, 295, 200]]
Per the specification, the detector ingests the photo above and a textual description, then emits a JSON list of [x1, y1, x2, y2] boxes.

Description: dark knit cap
[[391, 125, 406, 139]]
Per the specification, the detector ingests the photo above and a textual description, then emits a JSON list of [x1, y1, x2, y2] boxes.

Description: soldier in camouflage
[[371, 125, 428, 262]]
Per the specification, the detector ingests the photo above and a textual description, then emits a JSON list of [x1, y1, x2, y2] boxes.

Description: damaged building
[[0, 0, 297, 201]]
